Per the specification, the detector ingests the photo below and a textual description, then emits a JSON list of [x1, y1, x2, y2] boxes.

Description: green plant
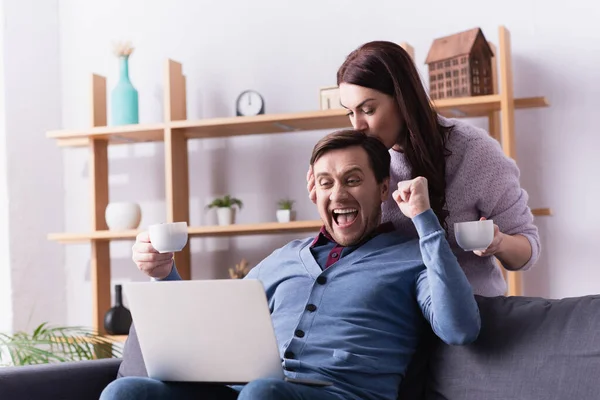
[[229, 259, 251, 279], [277, 198, 295, 210], [206, 195, 243, 210], [0, 322, 122, 366]]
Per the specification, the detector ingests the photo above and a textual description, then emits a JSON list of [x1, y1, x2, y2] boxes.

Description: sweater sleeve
[[460, 135, 541, 271], [413, 209, 481, 345]]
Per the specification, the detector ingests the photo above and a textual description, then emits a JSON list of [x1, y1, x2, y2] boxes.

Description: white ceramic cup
[[148, 222, 188, 253], [454, 219, 494, 251]]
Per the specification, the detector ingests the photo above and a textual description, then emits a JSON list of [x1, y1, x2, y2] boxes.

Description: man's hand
[[392, 177, 431, 219], [132, 231, 174, 279]]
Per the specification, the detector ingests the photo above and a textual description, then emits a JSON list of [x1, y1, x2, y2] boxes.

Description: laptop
[[123, 279, 332, 387]]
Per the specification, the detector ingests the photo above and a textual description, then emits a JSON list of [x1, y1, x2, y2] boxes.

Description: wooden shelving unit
[[48, 220, 324, 243], [47, 25, 549, 334], [47, 96, 547, 147], [107, 335, 128, 343]]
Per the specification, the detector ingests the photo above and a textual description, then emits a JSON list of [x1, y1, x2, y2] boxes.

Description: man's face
[[313, 146, 389, 247]]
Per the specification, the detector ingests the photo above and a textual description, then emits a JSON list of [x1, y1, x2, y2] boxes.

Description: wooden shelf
[[48, 229, 140, 243], [434, 95, 548, 118], [48, 210, 550, 244], [54, 334, 128, 344], [46, 95, 548, 148], [48, 220, 323, 243], [172, 109, 351, 139], [47, 123, 166, 147], [532, 208, 552, 217], [106, 335, 128, 343], [187, 220, 322, 237]]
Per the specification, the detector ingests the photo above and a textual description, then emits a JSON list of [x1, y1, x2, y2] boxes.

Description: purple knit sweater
[[381, 116, 540, 297]]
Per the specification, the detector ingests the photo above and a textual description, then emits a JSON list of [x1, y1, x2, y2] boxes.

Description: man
[[102, 130, 480, 400]]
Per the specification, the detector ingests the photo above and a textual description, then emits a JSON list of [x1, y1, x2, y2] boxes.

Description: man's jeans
[[100, 377, 342, 400]]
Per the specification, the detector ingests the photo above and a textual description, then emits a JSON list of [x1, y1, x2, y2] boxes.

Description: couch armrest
[[0, 358, 121, 400]]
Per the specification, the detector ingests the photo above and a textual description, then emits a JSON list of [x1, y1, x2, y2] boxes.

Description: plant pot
[[105, 202, 142, 230], [217, 207, 236, 226], [276, 209, 296, 223]]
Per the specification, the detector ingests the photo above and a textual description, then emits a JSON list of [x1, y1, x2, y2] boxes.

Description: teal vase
[[111, 56, 139, 126]]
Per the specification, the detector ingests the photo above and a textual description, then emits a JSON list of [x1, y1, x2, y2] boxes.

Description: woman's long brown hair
[[337, 40, 452, 229]]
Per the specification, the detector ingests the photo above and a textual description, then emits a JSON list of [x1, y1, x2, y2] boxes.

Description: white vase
[[217, 207, 236, 226], [105, 202, 142, 230], [276, 209, 296, 223]]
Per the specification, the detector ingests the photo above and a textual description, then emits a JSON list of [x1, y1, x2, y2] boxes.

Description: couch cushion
[[0, 358, 121, 400], [116, 323, 148, 378], [426, 295, 600, 400], [395, 323, 436, 400]]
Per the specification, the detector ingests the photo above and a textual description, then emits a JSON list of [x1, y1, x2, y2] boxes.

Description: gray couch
[[2, 294, 600, 400]]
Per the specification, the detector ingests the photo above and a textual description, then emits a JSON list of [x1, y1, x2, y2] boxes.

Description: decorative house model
[[425, 28, 494, 100]]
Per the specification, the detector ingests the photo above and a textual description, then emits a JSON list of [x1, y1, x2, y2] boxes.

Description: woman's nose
[[352, 115, 368, 132]]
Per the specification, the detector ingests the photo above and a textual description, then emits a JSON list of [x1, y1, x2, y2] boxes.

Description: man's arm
[[393, 177, 480, 345], [413, 209, 480, 345]]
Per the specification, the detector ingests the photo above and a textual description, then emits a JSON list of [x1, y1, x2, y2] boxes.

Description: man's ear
[[380, 177, 390, 202]]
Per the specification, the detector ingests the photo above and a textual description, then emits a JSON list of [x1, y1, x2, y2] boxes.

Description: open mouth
[[332, 208, 359, 227]]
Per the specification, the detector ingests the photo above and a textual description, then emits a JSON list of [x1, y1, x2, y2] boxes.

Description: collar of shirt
[[310, 221, 396, 249]]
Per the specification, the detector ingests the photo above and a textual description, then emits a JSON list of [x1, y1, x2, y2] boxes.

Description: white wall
[[50, 0, 600, 326], [2, 0, 64, 332], [0, 2, 12, 334]]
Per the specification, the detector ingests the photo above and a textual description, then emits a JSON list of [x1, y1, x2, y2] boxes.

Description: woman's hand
[[306, 167, 317, 204], [473, 217, 505, 257]]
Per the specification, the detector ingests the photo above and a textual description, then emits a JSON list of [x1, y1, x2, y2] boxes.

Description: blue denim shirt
[[163, 209, 480, 400]]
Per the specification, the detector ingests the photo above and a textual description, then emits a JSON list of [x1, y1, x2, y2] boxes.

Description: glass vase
[[110, 55, 139, 126]]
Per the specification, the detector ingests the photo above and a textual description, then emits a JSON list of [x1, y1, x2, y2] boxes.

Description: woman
[[307, 41, 540, 297]]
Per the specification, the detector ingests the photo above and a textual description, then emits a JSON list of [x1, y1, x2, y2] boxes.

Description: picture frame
[[319, 86, 342, 110]]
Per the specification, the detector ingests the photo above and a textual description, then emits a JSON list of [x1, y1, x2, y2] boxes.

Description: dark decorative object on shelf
[[104, 284, 132, 335]]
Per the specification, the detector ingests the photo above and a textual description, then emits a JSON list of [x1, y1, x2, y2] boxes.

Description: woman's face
[[339, 83, 404, 150]]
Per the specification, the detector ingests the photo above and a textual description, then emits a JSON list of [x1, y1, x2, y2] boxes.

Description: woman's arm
[[475, 228, 534, 270], [474, 219, 533, 270], [457, 131, 541, 272], [494, 233, 532, 271]]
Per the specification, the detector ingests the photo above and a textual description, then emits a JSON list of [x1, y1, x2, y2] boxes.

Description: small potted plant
[[207, 195, 243, 226], [229, 259, 251, 279], [276, 198, 296, 223]]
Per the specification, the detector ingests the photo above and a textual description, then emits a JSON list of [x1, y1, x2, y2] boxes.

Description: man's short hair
[[310, 130, 391, 183]]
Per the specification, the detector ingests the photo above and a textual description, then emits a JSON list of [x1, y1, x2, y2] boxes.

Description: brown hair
[[310, 129, 390, 184], [337, 41, 451, 229]]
